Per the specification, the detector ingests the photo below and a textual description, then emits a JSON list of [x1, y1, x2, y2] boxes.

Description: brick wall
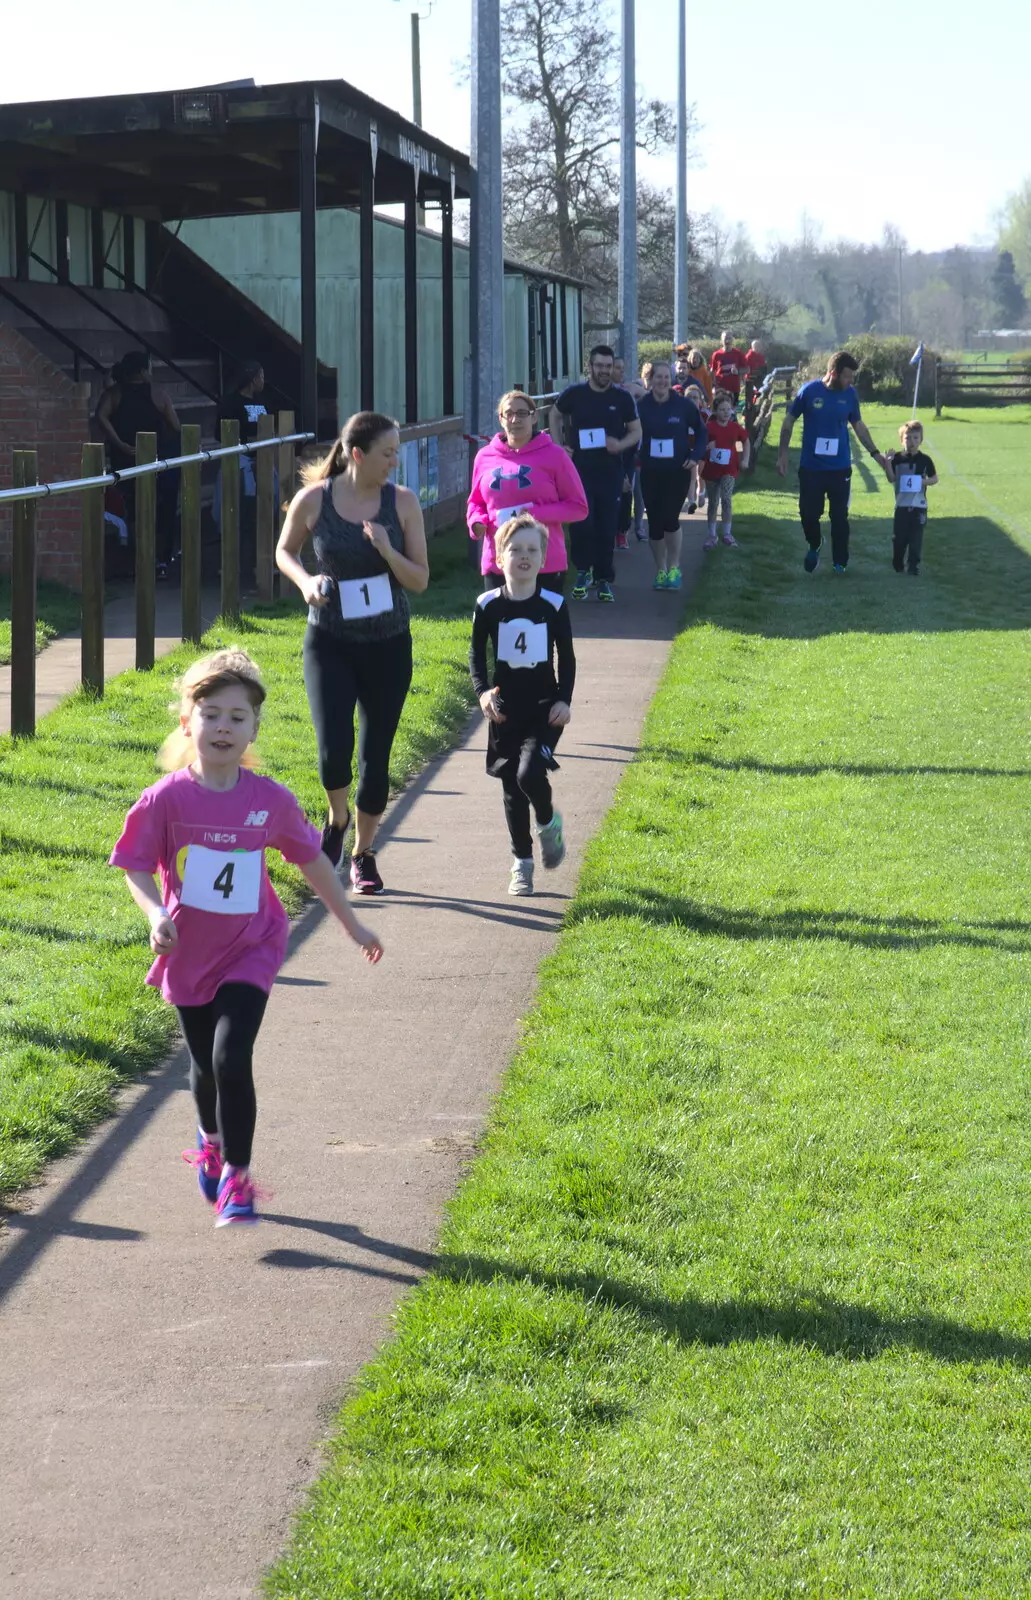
[[0, 323, 92, 589]]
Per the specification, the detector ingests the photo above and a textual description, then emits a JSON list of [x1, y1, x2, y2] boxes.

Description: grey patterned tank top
[[308, 480, 411, 642]]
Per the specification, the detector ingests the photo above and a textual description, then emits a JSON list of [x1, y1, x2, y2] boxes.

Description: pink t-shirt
[[109, 766, 322, 1008]]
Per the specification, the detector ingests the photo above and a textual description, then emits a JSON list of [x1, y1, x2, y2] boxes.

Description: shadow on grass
[[642, 747, 1031, 781], [0, 1020, 146, 1069], [258, 1228, 1031, 1369], [0, 916, 140, 949], [442, 1256, 1031, 1368], [566, 890, 1031, 953]]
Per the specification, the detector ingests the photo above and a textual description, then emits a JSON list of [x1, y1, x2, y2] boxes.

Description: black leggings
[[640, 467, 689, 537], [177, 982, 269, 1168], [500, 732, 559, 858], [303, 625, 414, 815]]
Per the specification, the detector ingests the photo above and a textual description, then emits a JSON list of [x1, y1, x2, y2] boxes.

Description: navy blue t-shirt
[[555, 381, 638, 486], [637, 392, 705, 469], [789, 379, 861, 471]]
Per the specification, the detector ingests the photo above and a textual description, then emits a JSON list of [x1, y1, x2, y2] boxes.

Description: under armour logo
[[490, 465, 532, 491], [244, 810, 269, 826]]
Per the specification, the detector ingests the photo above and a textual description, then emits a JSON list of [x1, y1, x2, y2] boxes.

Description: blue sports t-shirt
[[789, 380, 861, 471]]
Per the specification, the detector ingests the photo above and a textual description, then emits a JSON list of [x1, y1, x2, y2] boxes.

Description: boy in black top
[[883, 420, 938, 575], [549, 345, 641, 604], [470, 514, 576, 897]]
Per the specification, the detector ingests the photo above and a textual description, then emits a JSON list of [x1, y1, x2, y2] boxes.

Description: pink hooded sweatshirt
[[466, 430, 589, 577]]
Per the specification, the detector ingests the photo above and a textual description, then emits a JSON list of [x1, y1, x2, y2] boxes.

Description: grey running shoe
[[509, 858, 534, 896], [537, 811, 566, 870]]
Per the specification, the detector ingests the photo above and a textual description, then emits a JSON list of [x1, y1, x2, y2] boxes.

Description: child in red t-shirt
[[702, 393, 751, 549]]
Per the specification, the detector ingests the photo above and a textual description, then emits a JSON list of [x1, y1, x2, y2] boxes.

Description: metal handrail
[[0, 280, 106, 379], [29, 250, 221, 404], [0, 431, 314, 505]]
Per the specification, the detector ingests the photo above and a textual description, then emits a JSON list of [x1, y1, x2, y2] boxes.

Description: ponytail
[[300, 410, 399, 486]]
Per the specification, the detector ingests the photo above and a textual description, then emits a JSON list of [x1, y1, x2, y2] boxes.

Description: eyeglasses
[[502, 410, 534, 420]]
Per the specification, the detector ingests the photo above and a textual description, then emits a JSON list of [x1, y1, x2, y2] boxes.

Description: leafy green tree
[[989, 250, 1027, 327]]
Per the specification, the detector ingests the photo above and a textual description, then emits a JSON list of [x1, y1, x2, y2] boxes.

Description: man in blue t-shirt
[[775, 350, 887, 573], [549, 344, 641, 604]]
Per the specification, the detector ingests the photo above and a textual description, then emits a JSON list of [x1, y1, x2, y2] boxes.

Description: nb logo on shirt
[[244, 811, 269, 827]]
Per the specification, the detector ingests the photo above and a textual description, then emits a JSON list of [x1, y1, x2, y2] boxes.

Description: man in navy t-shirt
[[776, 350, 887, 573], [549, 344, 641, 604]]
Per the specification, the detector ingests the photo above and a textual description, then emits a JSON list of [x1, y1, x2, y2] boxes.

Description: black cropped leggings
[[303, 625, 414, 815], [500, 731, 560, 858], [177, 982, 269, 1169]]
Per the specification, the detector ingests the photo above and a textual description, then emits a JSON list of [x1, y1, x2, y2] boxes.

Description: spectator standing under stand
[[216, 360, 270, 590], [95, 351, 182, 578], [637, 360, 705, 590], [709, 332, 749, 407], [775, 350, 887, 573], [550, 345, 641, 605]]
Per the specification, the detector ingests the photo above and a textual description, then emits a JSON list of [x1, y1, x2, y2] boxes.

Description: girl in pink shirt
[[110, 649, 383, 1226]]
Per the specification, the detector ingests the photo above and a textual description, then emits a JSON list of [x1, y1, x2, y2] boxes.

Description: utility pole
[[673, 0, 688, 344], [897, 245, 904, 336], [411, 11, 423, 125], [470, 0, 505, 438], [617, 0, 637, 372]]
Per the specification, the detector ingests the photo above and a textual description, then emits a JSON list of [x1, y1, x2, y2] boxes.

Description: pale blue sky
[[2, 0, 1025, 255]]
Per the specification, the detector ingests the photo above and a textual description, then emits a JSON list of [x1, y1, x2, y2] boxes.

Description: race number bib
[[180, 845, 262, 916], [497, 619, 548, 669], [501, 503, 533, 520], [899, 473, 923, 494], [578, 428, 607, 450], [650, 438, 675, 459], [814, 436, 839, 457], [709, 446, 732, 467], [338, 572, 393, 620]]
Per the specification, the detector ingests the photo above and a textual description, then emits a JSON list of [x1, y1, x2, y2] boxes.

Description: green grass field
[[267, 405, 1031, 1599], [0, 575, 81, 666], [0, 530, 481, 1201]]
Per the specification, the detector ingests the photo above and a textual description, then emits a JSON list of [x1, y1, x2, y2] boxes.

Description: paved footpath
[[0, 536, 703, 1600]]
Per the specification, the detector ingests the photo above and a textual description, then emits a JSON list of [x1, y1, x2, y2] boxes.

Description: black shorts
[[486, 706, 562, 779]]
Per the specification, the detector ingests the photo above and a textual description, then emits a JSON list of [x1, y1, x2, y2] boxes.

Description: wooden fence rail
[[934, 362, 1031, 415], [3, 417, 313, 738]]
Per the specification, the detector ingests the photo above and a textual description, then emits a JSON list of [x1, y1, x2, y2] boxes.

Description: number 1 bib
[[578, 428, 606, 450], [814, 436, 839, 457], [497, 619, 548, 668], [180, 845, 262, 916], [650, 438, 675, 459], [339, 572, 393, 620]]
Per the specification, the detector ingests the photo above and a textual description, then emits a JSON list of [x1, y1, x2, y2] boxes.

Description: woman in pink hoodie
[[467, 391, 588, 589]]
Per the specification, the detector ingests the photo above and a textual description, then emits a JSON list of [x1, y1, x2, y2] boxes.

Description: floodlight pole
[[618, 0, 638, 373], [470, 0, 505, 437], [673, 0, 688, 344]]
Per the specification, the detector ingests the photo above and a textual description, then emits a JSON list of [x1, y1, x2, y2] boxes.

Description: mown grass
[[0, 529, 481, 1202], [0, 575, 81, 665], [266, 405, 1031, 1598]]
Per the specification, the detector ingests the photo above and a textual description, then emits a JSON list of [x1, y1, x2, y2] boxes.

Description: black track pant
[[798, 467, 852, 567], [893, 508, 925, 572], [177, 982, 269, 1168], [640, 467, 689, 537], [303, 625, 414, 815], [569, 481, 621, 583], [500, 730, 560, 858]]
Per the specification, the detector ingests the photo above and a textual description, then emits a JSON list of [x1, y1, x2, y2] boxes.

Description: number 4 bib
[[180, 845, 262, 915], [497, 619, 549, 668]]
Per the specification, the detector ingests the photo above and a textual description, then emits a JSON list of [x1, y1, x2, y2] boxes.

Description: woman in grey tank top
[[277, 412, 429, 895]]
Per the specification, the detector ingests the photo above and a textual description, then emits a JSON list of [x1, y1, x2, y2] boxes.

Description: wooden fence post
[[277, 409, 296, 526], [220, 418, 240, 620], [255, 411, 276, 604], [80, 442, 105, 695], [180, 422, 202, 643], [134, 432, 157, 670], [10, 450, 38, 738]]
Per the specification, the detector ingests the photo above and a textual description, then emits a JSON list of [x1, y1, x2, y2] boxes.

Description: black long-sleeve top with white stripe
[[469, 585, 576, 714]]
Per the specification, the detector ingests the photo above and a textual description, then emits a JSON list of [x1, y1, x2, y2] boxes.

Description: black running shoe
[[350, 851, 385, 894], [320, 814, 350, 867]]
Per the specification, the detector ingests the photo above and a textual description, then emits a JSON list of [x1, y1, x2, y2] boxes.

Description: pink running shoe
[[214, 1167, 262, 1227], [722, 532, 738, 547], [350, 851, 384, 894], [702, 535, 718, 551], [615, 530, 629, 551], [183, 1134, 224, 1204]]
